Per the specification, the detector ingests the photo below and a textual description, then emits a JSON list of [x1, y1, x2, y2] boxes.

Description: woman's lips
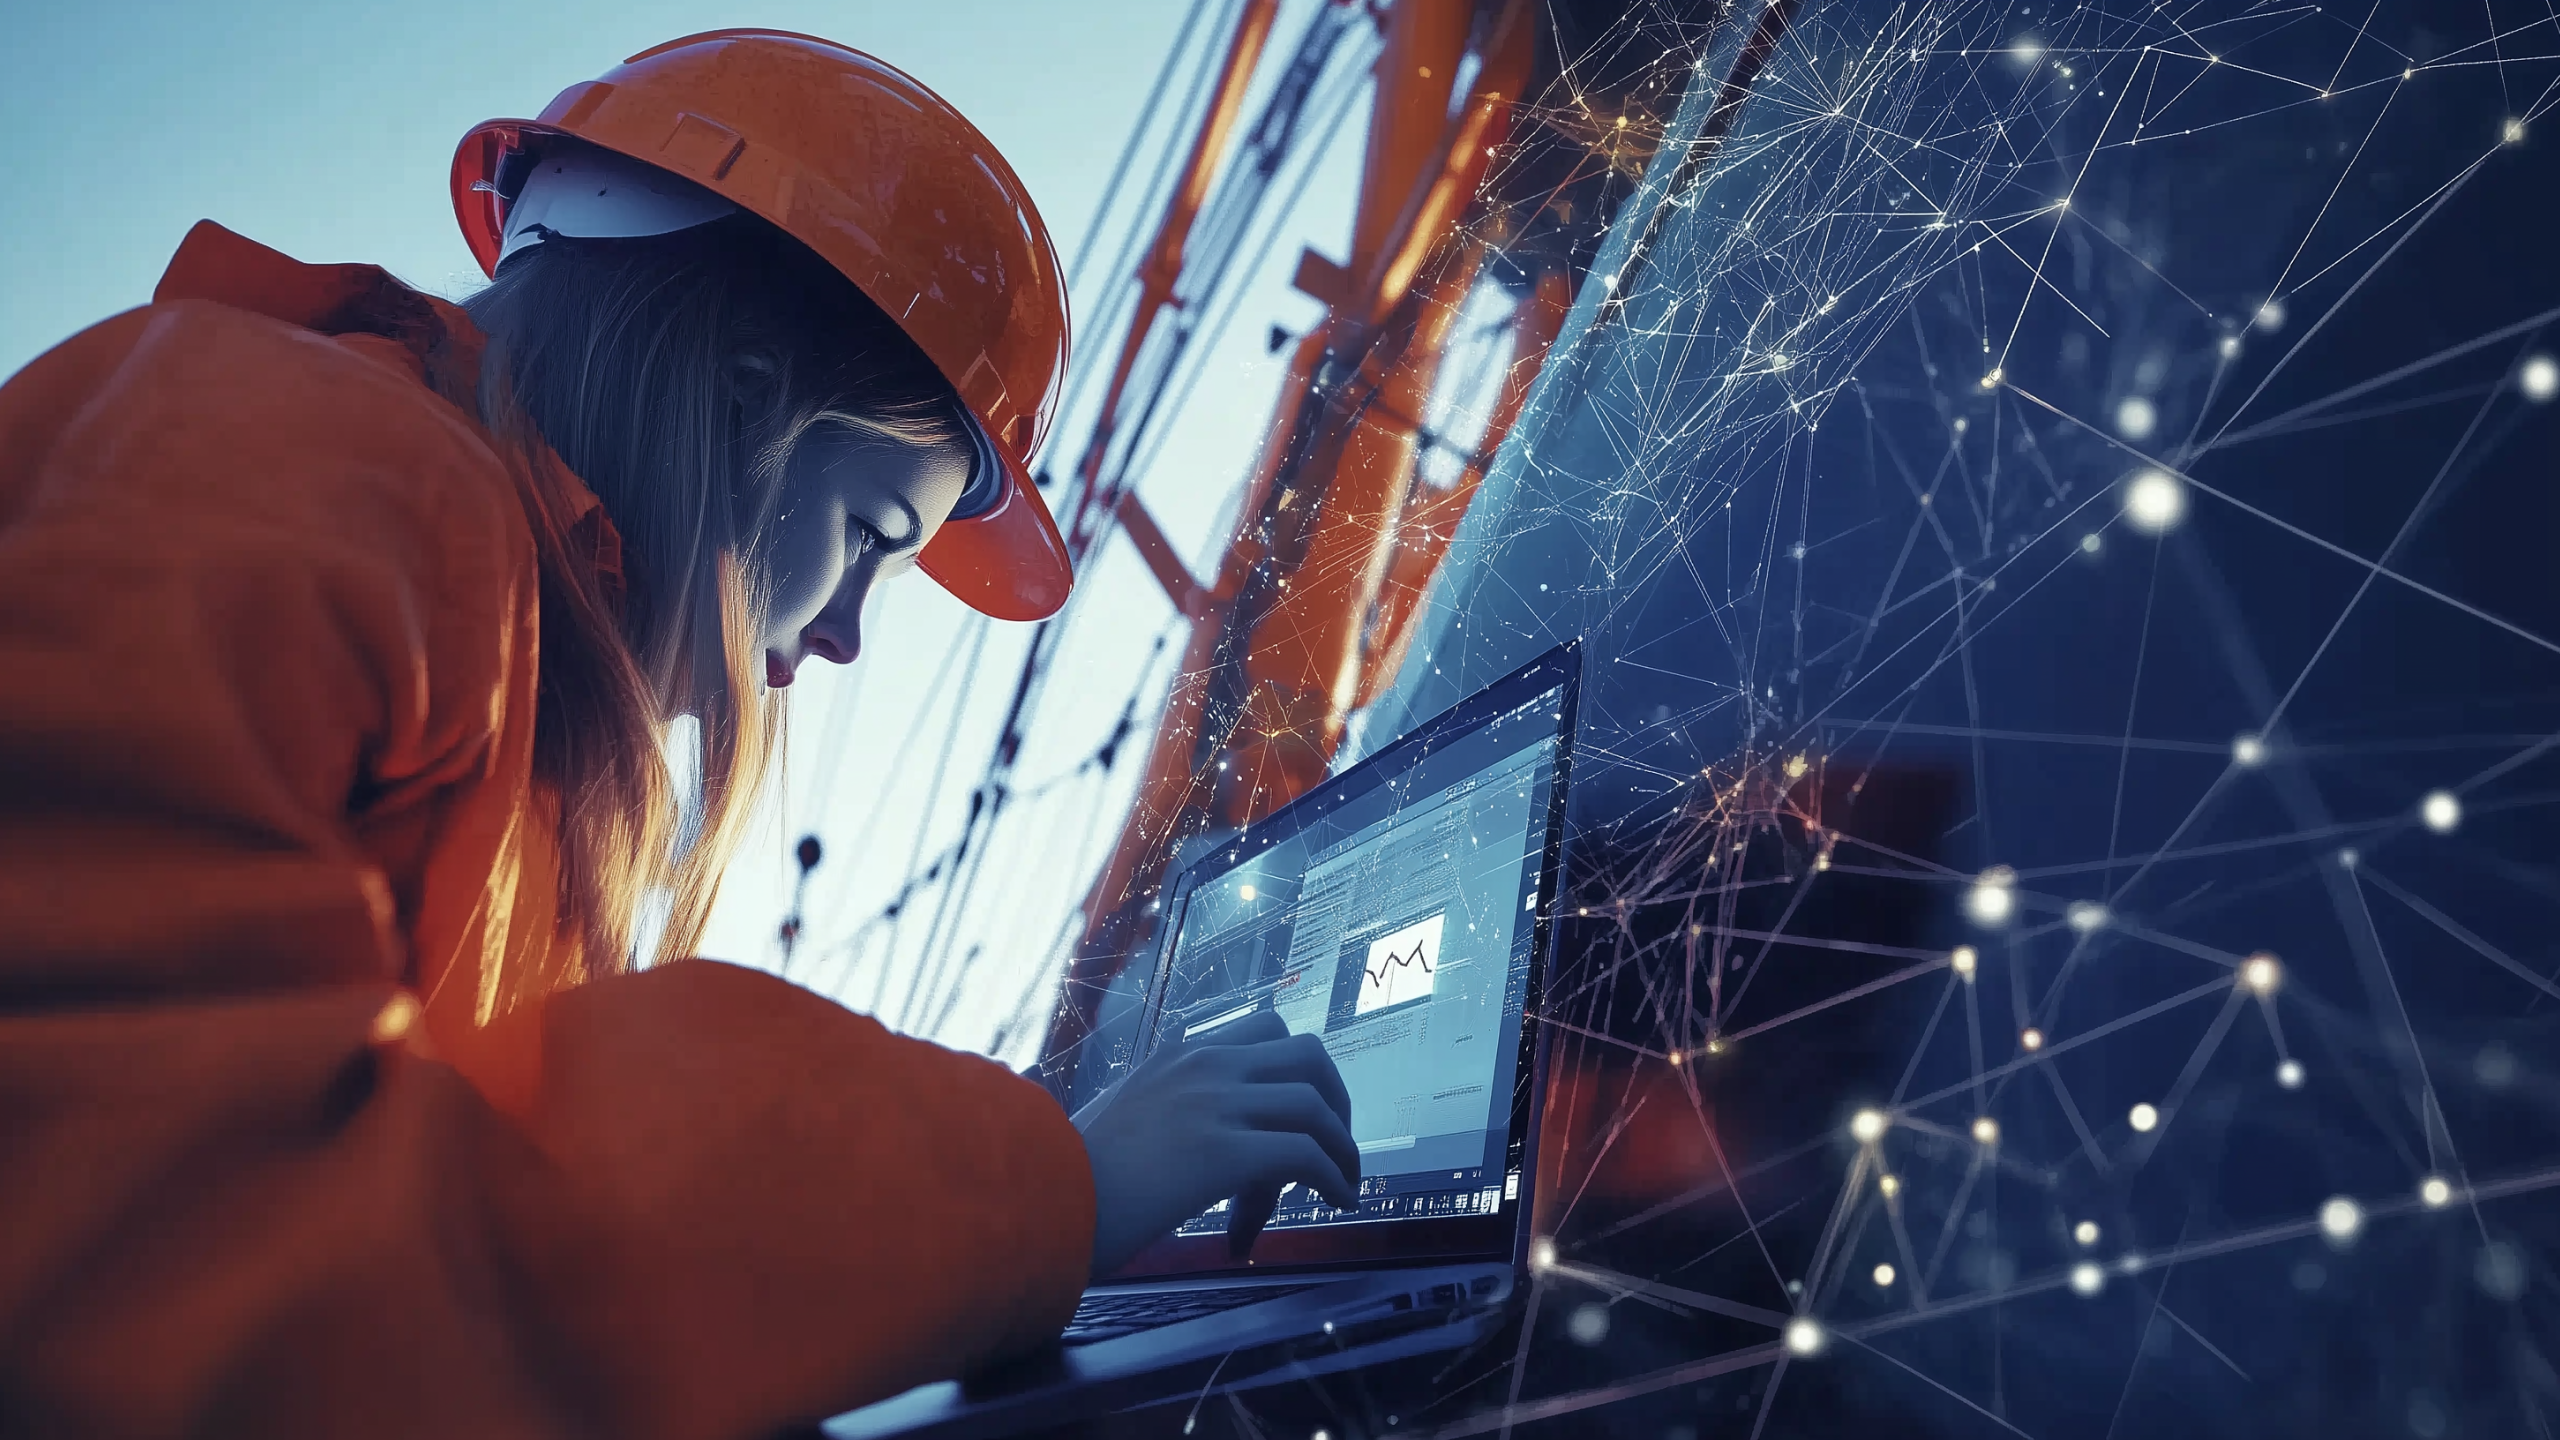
[[765, 651, 795, 690]]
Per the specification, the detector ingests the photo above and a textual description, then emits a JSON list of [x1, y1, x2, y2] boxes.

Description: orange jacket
[[0, 223, 1093, 1439]]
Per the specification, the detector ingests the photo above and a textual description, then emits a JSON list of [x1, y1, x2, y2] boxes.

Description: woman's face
[[755, 426, 972, 690]]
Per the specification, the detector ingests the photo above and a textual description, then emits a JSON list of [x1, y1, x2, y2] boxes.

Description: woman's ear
[[723, 346, 788, 420]]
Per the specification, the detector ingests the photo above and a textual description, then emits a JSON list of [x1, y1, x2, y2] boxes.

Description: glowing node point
[[2081, 533, 2103, 554], [2319, 1196, 2364, 1244], [1238, 883, 1256, 901], [2114, 396, 2157, 440], [1966, 867, 2018, 926], [2338, 847, 2360, 869], [2123, 469, 2187, 533], [1880, 1173, 1902, 1197], [2254, 298, 2286, 331], [1528, 1236, 1558, 1273], [1951, 945, 1979, 980], [2128, 1102, 2160, 1133], [1566, 1302, 1610, 1345], [1784, 753, 1811, 779], [1851, 1108, 1890, 1143], [2067, 901, 2108, 933], [2504, 117, 2527, 144], [2242, 953, 2282, 995], [2233, 733, 2266, 766], [2010, 38, 2045, 63], [1601, 273, 1619, 290], [1872, 1262, 1897, 1287], [2070, 1261, 2105, 1296], [1784, 1317, 1826, 1356], [1980, 367, 2004, 388], [2075, 1220, 2101, 1247], [2021, 1027, 2045, 1051], [2520, 354, 2558, 402], [2420, 1175, 2453, 1208], [2119, 1252, 2147, 1274], [2420, 790, 2461, 833], [2218, 334, 2243, 359], [2278, 1059, 2305, 1088], [1972, 1116, 2000, 1145]]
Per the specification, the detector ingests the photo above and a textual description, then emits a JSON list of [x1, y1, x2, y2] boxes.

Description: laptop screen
[[1120, 646, 1577, 1277]]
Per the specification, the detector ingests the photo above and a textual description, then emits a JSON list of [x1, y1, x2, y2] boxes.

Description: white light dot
[[1950, 945, 1979, 980], [2504, 117, 2529, 144], [1981, 367, 2004, 388], [2420, 1176, 2453, 1208], [2021, 1027, 2045, 1051], [2242, 953, 2282, 995], [2070, 1261, 2106, 1296], [1973, 1116, 2001, 1145], [1567, 1302, 1611, 1345], [1784, 1317, 1826, 1355], [1880, 1173, 1902, 1197], [2233, 733, 2266, 766], [2067, 901, 2108, 933], [2128, 1103, 2160, 1133], [1238, 883, 1256, 901], [2114, 396, 2157, 440], [2081, 533, 2103, 554], [2124, 469, 2187, 533], [2218, 334, 2243, 359], [2074, 1220, 2101, 1247], [1966, 867, 2018, 926], [2278, 1059, 2305, 1089], [2521, 354, 2558, 402], [2319, 1196, 2364, 1244], [1528, 1236, 1557, 1273], [2255, 298, 2287, 332], [1851, 1109, 1889, 1143], [2420, 790, 2461, 833], [1872, 1262, 1897, 1287], [2011, 37, 2045, 63]]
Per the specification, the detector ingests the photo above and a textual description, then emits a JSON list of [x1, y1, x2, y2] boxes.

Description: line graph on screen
[[1356, 914, 1443, 1015]]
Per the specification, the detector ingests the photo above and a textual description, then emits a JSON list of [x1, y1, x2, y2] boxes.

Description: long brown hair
[[463, 210, 967, 979]]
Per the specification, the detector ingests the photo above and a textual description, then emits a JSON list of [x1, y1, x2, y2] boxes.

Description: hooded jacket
[[0, 222, 1093, 1439]]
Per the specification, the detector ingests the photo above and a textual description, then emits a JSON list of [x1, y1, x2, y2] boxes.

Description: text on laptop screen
[[1146, 682, 1566, 1237]]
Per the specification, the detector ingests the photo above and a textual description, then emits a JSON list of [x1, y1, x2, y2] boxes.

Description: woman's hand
[[1073, 1009, 1359, 1279]]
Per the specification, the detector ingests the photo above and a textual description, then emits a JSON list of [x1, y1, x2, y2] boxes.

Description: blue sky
[[4, 0, 1377, 1055], [1, 1, 1189, 372]]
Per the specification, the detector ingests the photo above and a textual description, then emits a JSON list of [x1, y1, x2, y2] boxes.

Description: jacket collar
[[155, 221, 624, 608]]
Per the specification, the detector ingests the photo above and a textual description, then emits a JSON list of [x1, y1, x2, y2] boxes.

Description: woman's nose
[[803, 580, 867, 665], [804, 617, 860, 665]]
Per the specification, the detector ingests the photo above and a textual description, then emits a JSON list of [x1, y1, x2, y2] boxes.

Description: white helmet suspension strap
[[498, 139, 740, 267]]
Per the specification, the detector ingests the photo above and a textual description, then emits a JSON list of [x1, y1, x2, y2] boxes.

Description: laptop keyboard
[[1058, 1282, 1324, 1346]]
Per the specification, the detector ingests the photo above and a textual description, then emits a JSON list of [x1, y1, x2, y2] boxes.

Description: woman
[[0, 30, 1357, 1438]]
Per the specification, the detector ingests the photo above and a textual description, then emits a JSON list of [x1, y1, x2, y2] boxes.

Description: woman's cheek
[[757, 528, 841, 650]]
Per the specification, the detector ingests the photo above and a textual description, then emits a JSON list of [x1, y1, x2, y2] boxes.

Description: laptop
[[825, 642, 1583, 1439]]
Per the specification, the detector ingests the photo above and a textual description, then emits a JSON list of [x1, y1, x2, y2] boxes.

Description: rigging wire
[[879, 10, 1376, 1027]]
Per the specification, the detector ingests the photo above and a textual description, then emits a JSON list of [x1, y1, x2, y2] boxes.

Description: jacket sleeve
[[0, 302, 1093, 1439]]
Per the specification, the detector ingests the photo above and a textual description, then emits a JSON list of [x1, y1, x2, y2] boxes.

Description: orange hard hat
[[452, 29, 1074, 621]]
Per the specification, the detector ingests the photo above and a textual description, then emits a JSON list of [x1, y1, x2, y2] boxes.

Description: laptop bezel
[[1104, 641, 1582, 1282]]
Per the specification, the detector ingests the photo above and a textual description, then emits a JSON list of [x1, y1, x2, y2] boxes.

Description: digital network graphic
[[1313, 0, 2560, 1434], [780, 0, 2556, 1432]]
